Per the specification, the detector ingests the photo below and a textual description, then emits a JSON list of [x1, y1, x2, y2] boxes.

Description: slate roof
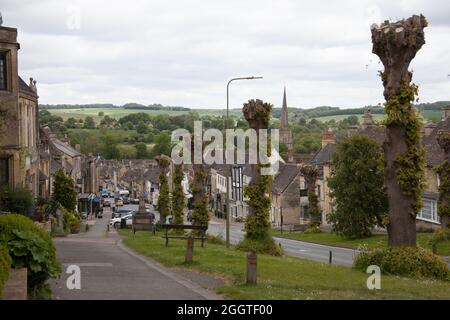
[[50, 159, 62, 174], [357, 125, 386, 145], [423, 118, 450, 167], [50, 138, 81, 158], [310, 143, 336, 166], [269, 163, 301, 194]]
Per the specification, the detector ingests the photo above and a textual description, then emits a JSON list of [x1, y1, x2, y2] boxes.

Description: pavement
[[50, 201, 222, 300], [207, 218, 358, 266]]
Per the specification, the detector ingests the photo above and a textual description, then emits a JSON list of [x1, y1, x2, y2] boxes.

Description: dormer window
[[0, 52, 7, 90]]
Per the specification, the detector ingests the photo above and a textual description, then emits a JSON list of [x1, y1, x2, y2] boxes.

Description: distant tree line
[[39, 103, 191, 111]]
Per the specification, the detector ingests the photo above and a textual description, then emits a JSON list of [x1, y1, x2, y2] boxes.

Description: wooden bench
[[162, 224, 207, 247]]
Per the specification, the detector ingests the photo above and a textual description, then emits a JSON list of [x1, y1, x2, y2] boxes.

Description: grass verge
[[270, 229, 450, 256], [119, 229, 450, 299]]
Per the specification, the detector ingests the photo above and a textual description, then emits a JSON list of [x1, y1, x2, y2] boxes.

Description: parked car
[[110, 214, 133, 229], [113, 209, 134, 218], [131, 198, 140, 204], [115, 197, 124, 206], [103, 199, 111, 207], [122, 197, 130, 205]]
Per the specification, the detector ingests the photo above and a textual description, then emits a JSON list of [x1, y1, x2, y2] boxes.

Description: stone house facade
[[0, 25, 40, 196]]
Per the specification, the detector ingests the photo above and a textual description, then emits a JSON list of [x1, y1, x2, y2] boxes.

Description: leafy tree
[[152, 132, 172, 157], [171, 164, 185, 226], [134, 143, 148, 159], [83, 116, 96, 129], [123, 122, 133, 130], [65, 117, 78, 129], [344, 115, 359, 126], [99, 115, 116, 128], [98, 111, 104, 117], [136, 121, 148, 134], [327, 135, 388, 238], [53, 169, 77, 211]]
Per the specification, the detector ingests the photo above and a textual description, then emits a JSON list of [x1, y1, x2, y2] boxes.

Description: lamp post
[[225, 76, 263, 248]]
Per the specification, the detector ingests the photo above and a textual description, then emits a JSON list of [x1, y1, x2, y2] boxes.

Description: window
[[0, 158, 9, 185], [418, 199, 439, 223], [0, 52, 7, 90]]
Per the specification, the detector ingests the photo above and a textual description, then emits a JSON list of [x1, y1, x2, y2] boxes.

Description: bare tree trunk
[[371, 15, 427, 246]]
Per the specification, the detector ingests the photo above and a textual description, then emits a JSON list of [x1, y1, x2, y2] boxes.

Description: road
[[208, 220, 358, 266], [51, 203, 219, 300], [117, 199, 357, 266]]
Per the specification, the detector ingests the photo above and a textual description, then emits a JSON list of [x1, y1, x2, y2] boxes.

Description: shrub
[[354, 245, 449, 281], [0, 244, 12, 299], [236, 236, 283, 256], [63, 209, 81, 234], [206, 233, 226, 245], [0, 186, 34, 216], [0, 214, 61, 298], [429, 228, 450, 247]]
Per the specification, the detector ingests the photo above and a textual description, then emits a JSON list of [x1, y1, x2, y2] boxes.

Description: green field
[[314, 114, 386, 123], [119, 229, 450, 299], [47, 108, 242, 123]]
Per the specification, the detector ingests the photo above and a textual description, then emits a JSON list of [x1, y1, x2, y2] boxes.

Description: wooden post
[[185, 234, 194, 263], [329, 251, 333, 264], [246, 251, 257, 284]]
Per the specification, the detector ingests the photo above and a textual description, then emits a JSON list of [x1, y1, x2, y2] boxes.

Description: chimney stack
[[322, 128, 335, 147], [361, 109, 374, 130], [442, 106, 450, 121]]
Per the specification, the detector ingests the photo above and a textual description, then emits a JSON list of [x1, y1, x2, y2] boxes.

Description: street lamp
[[225, 76, 263, 248]]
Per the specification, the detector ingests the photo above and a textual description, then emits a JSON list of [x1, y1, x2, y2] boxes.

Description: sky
[[2, 0, 450, 109]]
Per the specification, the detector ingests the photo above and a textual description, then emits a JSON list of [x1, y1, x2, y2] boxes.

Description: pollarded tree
[[53, 169, 77, 211], [191, 164, 210, 228], [156, 155, 171, 223], [327, 135, 388, 238], [300, 165, 320, 218], [371, 15, 427, 246], [238, 99, 281, 255], [171, 164, 185, 225]]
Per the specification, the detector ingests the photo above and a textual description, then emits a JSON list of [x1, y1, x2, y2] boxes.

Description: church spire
[[280, 86, 289, 130]]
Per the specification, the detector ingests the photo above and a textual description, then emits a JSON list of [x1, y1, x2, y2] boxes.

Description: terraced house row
[[0, 23, 98, 201]]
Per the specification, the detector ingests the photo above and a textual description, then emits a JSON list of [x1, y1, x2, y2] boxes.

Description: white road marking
[[62, 262, 113, 267]]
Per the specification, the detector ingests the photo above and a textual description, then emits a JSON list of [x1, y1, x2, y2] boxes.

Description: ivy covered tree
[[156, 155, 171, 223], [300, 165, 320, 218], [327, 135, 388, 238], [238, 99, 281, 256], [171, 164, 185, 225], [191, 164, 210, 229], [53, 169, 77, 211], [435, 130, 450, 228], [371, 15, 427, 246]]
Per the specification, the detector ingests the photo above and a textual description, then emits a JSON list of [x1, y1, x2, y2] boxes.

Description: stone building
[[270, 163, 302, 225], [0, 24, 40, 196], [309, 108, 450, 230]]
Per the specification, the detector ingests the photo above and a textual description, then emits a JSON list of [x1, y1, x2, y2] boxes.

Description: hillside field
[[47, 107, 242, 123]]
